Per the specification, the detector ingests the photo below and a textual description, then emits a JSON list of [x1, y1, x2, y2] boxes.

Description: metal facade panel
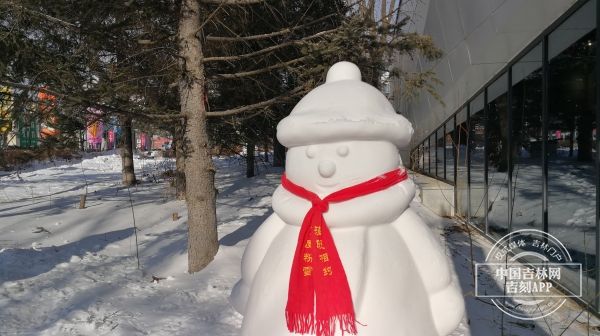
[[397, 0, 578, 147]]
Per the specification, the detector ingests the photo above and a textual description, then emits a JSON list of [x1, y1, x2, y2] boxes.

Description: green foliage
[[0, 0, 442, 155]]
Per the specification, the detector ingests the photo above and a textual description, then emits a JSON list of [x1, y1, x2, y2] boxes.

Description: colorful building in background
[[86, 108, 104, 150], [1, 87, 123, 151], [2, 87, 59, 148], [136, 132, 151, 151], [0, 86, 36, 149], [1, 89, 164, 153], [38, 90, 58, 139], [0, 86, 13, 147], [17, 100, 39, 149], [107, 129, 115, 148], [101, 122, 119, 150], [152, 135, 172, 150], [86, 120, 103, 149]]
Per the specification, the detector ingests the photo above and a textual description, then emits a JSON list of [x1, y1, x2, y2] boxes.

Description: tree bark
[[246, 139, 255, 178], [173, 127, 187, 200], [121, 116, 136, 185], [178, 0, 219, 273], [80, 130, 85, 152], [175, 154, 186, 200]]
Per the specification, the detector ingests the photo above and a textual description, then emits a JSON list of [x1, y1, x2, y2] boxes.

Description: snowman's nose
[[318, 160, 336, 178]]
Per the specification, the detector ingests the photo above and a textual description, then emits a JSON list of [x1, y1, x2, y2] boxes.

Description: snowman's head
[[277, 61, 414, 194], [285, 140, 399, 195]]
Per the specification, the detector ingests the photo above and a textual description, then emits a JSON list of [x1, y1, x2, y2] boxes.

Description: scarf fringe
[[286, 311, 314, 334], [287, 312, 357, 336]]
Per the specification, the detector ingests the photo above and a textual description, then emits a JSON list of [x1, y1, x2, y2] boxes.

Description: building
[[394, 0, 599, 311]]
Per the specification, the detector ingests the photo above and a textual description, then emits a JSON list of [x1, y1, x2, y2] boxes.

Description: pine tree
[[0, 0, 442, 273]]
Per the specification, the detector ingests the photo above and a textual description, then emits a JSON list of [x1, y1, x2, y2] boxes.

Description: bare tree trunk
[[380, 0, 387, 30], [175, 147, 187, 198], [173, 121, 187, 200], [263, 143, 269, 162], [121, 116, 136, 185], [273, 128, 285, 167], [387, 0, 397, 26], [80, 130, 85, 152], [0, 148, 5, 169], [178, 0, 218, 273], [246, 139, 255, 178]]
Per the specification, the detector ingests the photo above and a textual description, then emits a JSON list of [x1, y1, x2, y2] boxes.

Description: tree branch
[[206, 85, 306, 117], [0, 81, 180, 120], [203, 28, 337, 62], [199, 0, 263, 4], [4, 1, 78, 28], [210, 55, 311, 79], [205, 14, 335, 41]]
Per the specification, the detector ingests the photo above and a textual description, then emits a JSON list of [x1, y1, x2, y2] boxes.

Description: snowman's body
[[230, 62, 464, 336]]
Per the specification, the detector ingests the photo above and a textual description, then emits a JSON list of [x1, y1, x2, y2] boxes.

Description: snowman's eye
[[336, 145, 349, 157], [305, 146, 316, 159]]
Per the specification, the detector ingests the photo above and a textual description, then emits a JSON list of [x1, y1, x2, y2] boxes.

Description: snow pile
[[0, 153, 598, 335], [0, 153, 279, 335]]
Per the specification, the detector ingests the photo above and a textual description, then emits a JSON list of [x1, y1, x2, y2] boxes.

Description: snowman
[[230, 61, 464, 336]]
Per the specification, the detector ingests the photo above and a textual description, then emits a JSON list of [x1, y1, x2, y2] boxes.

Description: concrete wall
[[393, 0, 578, 148], [411, 172, 455, 217]]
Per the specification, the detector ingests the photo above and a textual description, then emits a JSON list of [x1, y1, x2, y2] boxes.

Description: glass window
[[548, 0, 597, 304], [511, 43, 543, 231], [424, 138, 430, 174], [436, 128, 445, 179], [432, 133, 437, 176], [456, 108, 469, 218], [418, 143, 424, 171], [487, 73, 510, 239], [470, 93, 486, 231], [445, 117, 456, 184], [417, 144, 423, 171], [413, 145, 419, 171], [430, 134, 436, 175]]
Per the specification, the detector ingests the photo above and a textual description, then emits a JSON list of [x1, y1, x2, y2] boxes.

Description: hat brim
[[277, 114, 414, 149]]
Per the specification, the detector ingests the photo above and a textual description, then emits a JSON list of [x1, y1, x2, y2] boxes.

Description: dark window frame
[[409, 0, 598, 311]]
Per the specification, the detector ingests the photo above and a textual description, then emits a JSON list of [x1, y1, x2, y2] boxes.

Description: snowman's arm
[[391, 208, 464, 336], [230, 212, 286, 315]]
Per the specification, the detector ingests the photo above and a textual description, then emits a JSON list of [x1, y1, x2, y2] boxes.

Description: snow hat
[[277, 61, 414, 149]]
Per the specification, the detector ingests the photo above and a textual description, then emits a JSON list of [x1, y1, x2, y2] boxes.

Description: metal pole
[[467, 105, 472, 224], [542, 35, 549, 235], [595, 0, 600, 312], [507, 67, 514, 233], [484, 88, 489, 236]]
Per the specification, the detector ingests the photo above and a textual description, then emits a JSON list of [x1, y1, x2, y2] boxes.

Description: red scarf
[[282, 168, 408, 336]]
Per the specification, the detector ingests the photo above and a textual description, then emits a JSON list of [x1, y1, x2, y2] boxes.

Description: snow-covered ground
[[1, 153, 599, 335]]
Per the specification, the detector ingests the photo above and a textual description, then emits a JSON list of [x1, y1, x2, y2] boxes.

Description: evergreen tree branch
[[210, 55, 311, 79], [203, 27, 337, 62], [200, 0, 263, 4], [3, 1, 78, 29], [0, 81, 180, 120], [206, 85, 306, 117], [204, 14, 335, 41]]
